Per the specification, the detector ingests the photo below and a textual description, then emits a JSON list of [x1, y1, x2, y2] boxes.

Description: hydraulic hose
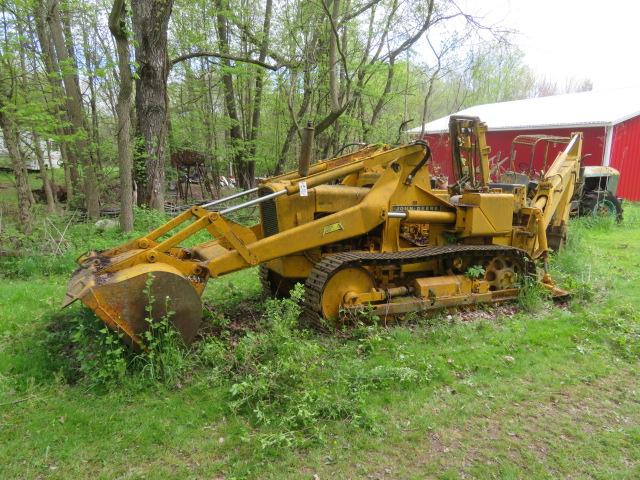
[[404, 140, 432, 185]]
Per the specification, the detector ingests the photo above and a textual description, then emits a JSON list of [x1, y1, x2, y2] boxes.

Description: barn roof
[[409, 87, 640, 134]]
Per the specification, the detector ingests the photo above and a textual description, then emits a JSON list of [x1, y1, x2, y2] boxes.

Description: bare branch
[[386, 0, 435, 62], [171, 51, 283, 70], [341, 0, 382, 24], [227, 17, 291, 66], [320, 0, 351, 111]]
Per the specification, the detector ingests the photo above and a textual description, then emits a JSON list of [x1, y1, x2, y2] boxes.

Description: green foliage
[[2, 192, 640, 477], [585, 304, 640, 360], [131, 274, 193, 386], [70, 316, 127, 388], [517, 278, 549, 313], [578, 213, 617, 231], [465, 264, 485, 279], [34, 273, 193, 390], [339, 302, 381, 328], [226, 284, 370, 448], [0, 207, 170, 279], [549, 224, 598, 301]]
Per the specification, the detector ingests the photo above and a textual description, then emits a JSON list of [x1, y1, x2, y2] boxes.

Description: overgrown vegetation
[[1, 206, 639, 478], [0, 0, 596, 236]]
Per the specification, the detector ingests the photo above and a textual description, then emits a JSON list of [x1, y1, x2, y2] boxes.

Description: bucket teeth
[[63, 255, 102, 308]]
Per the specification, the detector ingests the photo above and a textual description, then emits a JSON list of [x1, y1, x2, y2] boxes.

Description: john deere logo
[[392, 205, 445, 212], [323, 222, 344, 235]]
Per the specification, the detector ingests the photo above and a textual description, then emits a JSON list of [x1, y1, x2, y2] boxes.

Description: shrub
[[70, 316, 128, 389], [58, 274, 193, 389], [226, 284, 371, 448], [130, 274, 194, 386]]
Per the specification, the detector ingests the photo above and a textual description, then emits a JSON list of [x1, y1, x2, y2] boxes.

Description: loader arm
[[204, 172, 396, 276]]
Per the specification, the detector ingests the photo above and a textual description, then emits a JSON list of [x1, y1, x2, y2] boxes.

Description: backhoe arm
[[532, 133, 582, 229], [449, 116, 491, 188], [522, 133, 582, 258]]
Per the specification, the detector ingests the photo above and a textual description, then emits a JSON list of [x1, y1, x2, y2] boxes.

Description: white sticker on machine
[[299, 181, 308, 197]]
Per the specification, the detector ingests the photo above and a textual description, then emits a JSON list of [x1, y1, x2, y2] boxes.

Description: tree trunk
[[109, 0, 134, 231], [204, 70, 221, 196], [275, 68, 313, 174], [0, 108, 32, 234], [81, 16, 102, 172], [34, 0, 79, 197], [47, 0, 100, 219], [327, 0, 341, 113], [364, 58, 395, 142], [131, 0, 173, 211], [215, 0, 252, 189], [247, 0, 273, 160], [32, 132, 57, 213]]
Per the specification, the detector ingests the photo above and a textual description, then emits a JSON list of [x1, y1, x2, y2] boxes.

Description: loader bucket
[[64, 250, 203, 349]]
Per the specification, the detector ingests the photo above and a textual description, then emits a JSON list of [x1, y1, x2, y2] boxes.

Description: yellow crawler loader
[[64, 116, 582, 347]]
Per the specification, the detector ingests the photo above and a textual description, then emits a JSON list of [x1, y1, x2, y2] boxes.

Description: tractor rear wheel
[[580, 190, 623, 222]]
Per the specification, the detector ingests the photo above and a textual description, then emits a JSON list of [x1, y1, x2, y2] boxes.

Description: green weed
[[549, 227, 596, 301], [517, 278, 550, 313], [70, 317, 127, 388], [41, 274, 194, 390], [465, 264, 486, 279], [131, 274, 193, 386], [586, 303, 640, 360], [1, 204, 640, 478], [226, 284, 368, 448], [0, 208, 169, 279]]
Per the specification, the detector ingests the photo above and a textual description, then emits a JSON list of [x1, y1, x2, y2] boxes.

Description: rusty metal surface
[[65, 260, 202, 348]]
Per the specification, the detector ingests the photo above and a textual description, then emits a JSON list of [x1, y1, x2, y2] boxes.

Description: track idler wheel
[[319, 266, 374, 320]]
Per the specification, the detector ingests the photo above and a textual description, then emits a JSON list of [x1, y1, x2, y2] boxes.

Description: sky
[[464, 0, 640, 91]]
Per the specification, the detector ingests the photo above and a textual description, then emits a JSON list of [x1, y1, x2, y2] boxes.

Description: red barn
[[409, 88, 640, 201]]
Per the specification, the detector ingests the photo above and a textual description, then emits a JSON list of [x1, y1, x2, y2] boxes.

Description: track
[[258, 264, 272, 298], [301, 244, 534, 328]]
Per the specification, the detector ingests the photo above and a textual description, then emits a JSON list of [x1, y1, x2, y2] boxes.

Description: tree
[[0, 111, 32, 234], [0, 57, 32, 234], [131, 0, 174, 210], [1, 0, 555, 234], [109, 0, 134, 231], [47, 0, 101, 219], [214, 0, 252, 188], [34, 0, 78, 199]]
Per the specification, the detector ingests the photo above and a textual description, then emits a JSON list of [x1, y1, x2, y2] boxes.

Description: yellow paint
[[64, 122, 584, 344]]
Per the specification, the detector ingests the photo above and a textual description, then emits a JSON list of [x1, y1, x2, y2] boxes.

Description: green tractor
[[572, 166, 623, 221], [505, 134, 623, 222]]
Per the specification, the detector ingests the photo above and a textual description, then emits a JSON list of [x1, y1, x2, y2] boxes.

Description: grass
[[1, 205, 639, 478]]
